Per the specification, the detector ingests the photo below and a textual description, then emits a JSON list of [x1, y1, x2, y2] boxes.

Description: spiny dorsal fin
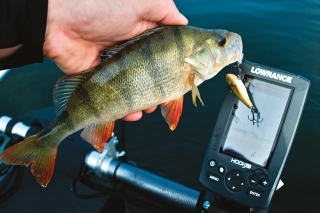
[[99, 26, 168, 63], [53, 70, 89, 116]]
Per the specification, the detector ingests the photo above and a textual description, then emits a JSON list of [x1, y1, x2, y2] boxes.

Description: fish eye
[[217, 36, 227, 47]]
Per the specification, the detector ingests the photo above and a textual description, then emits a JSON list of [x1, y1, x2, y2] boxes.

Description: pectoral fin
[[184, 41, 217, 80], [185, 57, 207, 74], [188, 72, 204, 107], [161, 97, 183, 131], [80, 121, 115, 152]]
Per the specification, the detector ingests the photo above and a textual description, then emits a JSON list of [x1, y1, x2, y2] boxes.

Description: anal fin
[[161, 97, 183, 131], [80, 121, 115, 152]]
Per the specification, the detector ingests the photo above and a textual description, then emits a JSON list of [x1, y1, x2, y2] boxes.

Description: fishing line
[[307, 97, 320, 107]]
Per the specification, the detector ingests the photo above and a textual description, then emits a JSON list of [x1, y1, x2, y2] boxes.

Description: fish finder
[[199, 60, 310, 211]]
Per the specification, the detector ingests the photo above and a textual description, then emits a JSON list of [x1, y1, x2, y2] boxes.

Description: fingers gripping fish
[[0, 26, 243, 187]]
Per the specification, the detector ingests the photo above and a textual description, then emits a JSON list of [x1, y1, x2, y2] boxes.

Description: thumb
[[140, 0, 188, 25], [161, 11, 188, 26]]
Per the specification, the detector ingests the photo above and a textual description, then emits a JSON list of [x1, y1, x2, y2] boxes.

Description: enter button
[[246, 188, 264, 199]]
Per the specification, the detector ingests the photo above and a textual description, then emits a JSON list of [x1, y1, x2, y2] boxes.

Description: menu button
[[206, 171, 222, 185]]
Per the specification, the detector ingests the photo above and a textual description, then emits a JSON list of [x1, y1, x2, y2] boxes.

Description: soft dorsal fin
[[53, 70, 89, 116], [99, 26, 168, 63]]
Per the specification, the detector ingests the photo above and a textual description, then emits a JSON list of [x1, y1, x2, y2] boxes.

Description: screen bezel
[[219, 75, 294, 168], [199, 59, 310, 208]]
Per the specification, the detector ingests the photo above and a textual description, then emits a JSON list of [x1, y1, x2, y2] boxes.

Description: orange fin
[[188, 72, 204, 107], [80, 121, 115, 152], [161, 97, 183, 131], [0, 134, 57, 188]]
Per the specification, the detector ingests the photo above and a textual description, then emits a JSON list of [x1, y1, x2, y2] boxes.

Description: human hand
[[43, 0, 188, 121], [44, 0, 187, 74]]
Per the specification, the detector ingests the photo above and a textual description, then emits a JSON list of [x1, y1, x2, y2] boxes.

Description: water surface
[[127, 1, 320, 212], [0, 1, 319, 212]]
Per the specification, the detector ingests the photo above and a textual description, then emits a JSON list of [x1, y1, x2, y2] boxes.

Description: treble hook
[[236, 63, 242, 80], [231, 63, 243, 80], [248, 107, 263, 127]]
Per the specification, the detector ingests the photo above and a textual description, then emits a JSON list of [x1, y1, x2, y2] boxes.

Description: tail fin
[[0, 134, 57, 187]]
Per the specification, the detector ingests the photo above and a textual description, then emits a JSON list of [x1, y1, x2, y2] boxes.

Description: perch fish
[[0, 26, 243, 187]]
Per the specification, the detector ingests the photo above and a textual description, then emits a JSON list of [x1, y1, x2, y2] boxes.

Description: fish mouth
[[192, 29, 244, 80], [228, 33, 243, 64]]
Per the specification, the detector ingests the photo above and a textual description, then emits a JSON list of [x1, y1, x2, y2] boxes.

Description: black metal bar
[[86, 152, 201, 213]]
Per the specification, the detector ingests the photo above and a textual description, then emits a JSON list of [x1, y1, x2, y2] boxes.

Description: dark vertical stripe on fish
[[173, 27, 185, 60], [79, 86, 102, 119], [110, 42, 143, 111], [121, 68, 135, 110], [58, 110, 74, 133], [144, 35, 167, 98], [115, 53, 127, 74]]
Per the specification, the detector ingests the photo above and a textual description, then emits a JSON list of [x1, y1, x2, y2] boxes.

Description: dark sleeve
[[0, 0, 48, 70]]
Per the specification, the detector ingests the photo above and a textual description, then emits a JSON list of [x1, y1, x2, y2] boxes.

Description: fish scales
[[37, 27, 194, 143], [0, 25, 244, 187], [77, 27, 195, 122]]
